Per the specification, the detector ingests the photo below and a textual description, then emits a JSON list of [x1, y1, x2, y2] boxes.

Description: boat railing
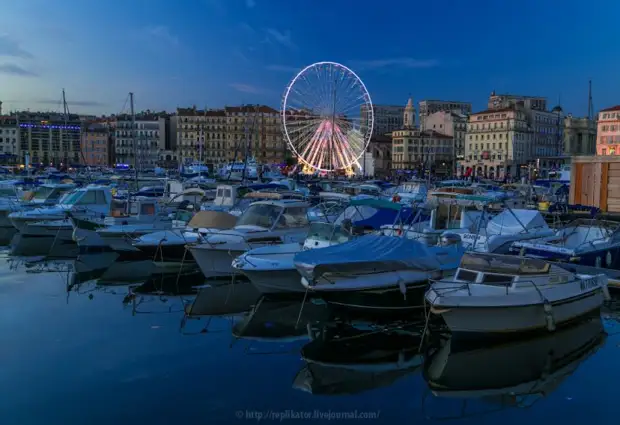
[[428, 276, 589, 298]]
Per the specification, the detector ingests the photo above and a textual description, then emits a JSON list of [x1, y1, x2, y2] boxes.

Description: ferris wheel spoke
[[297, 125, 322, 159], [298, 75, 327, 113], [285, 118, 323, 135]]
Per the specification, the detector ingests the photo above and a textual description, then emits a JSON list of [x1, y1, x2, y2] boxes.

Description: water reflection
[[422, 316, 606, 418], [294, 322, 423, 396], [10, 233, 79, 258], [232, 297, 330, 344]]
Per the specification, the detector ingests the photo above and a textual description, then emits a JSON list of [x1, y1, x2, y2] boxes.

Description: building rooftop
[[225, 105, 278, 114], [600, 105, 620, 112], [420, 99, 472, 104], [470, 106, 517, 115]]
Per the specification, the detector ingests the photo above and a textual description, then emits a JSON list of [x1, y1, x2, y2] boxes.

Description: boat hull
[[302, 270, 431, 311], [242, 268, 305, 294], [431, 290, 605, 335], [189, 246, 244, 278], [514, 245, 620, 270], [134, 243, 195, 263]]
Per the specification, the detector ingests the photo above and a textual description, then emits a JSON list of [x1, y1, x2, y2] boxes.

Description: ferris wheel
[[281, 61, 374, 173]]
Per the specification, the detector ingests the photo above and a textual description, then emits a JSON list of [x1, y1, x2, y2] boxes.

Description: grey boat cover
[[294, 234, 445, 280]]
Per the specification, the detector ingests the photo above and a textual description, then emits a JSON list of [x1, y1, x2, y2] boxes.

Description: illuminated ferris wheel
[[281, 61, 374, 173]]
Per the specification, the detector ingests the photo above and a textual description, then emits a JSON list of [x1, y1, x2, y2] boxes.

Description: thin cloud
[[36, 99, 107, 107], [0, 35, 32, 59], [246, 0, 256, 7], [266, 64, 300, 73], [0, 63, 37, 77], [143, 26, 180, 47], [239, 23, 256, 36], [264, 28, 296, 49], [229, 83, 263, 94], [350, 58, 439, 70]]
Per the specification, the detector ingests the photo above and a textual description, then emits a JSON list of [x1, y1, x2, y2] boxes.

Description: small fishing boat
[[425, 252, 610, 335]]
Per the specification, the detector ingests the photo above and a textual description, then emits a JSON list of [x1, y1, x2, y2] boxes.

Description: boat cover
[[187, 210, 237, 229], [486, 209, 549, 236], [294, 234, 445, 279]]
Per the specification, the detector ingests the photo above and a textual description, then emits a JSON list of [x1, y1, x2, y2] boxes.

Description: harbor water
[[1, 233, 619, 425]]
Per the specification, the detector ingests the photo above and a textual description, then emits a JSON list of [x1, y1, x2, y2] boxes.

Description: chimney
[[0, 101, 3, 116]]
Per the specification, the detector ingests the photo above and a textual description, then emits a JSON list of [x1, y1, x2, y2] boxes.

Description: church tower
[[404, 97, 415, 128]]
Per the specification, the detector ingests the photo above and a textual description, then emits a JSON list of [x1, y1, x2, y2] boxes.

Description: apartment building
[[360, 104, 405, 137], [424, 111, 468, 172], [596, 105, 620, 156], [114, 114, 167, 169], [81, 123, 110, 166], [17, 112, 81, 166], [0, 115, 18, 163], [419, 99, 472, 127]]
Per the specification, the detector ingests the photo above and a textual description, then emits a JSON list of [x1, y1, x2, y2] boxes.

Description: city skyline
[[0, 0, 618, 116]]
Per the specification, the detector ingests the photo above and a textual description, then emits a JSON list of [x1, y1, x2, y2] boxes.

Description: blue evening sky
[[0, 0, 618, 116]]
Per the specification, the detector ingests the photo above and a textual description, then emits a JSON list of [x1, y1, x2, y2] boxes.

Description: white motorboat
[[295, 233, 464, 311], [448, 207, 554, 253], [188, 199, 310, 279], [0, 183, 75, 228], [232, 222, 354, 294], [9, 185, 112, 240], [218, 158, 259, 181], [510, 219, 620, 269], [90, 198, 179, 257], [232, 198, 423, 295], [425, 252, 610, 335], [132, 210, 238, 264]]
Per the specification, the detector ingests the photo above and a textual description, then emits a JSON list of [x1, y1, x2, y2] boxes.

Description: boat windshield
[[307, 222, 351, 244], [237, 204, 283, 228], [32, 186, 55, 200], [460, 253, 550, 275], [60, 191, 82, 205]]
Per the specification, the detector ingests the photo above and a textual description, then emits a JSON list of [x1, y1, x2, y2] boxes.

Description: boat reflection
[[10, 233, 79, 258], [181, 281, 262, 335], [232, 297, 330, 344], [422, 316, 606, 418], [293, 321, 424, 395]]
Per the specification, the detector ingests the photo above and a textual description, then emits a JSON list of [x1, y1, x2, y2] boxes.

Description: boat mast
[[62, 88, 68, 170], [130, 92, 138, 190], [200, 106, 205, 166], [63, 89, 89, 179]]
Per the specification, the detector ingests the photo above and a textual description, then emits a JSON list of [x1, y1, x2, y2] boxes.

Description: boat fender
[[602, 279, 611, 300], [543, 301, 556, 332], [398, 276, 407, 300], [596, 257, 602, 268]]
